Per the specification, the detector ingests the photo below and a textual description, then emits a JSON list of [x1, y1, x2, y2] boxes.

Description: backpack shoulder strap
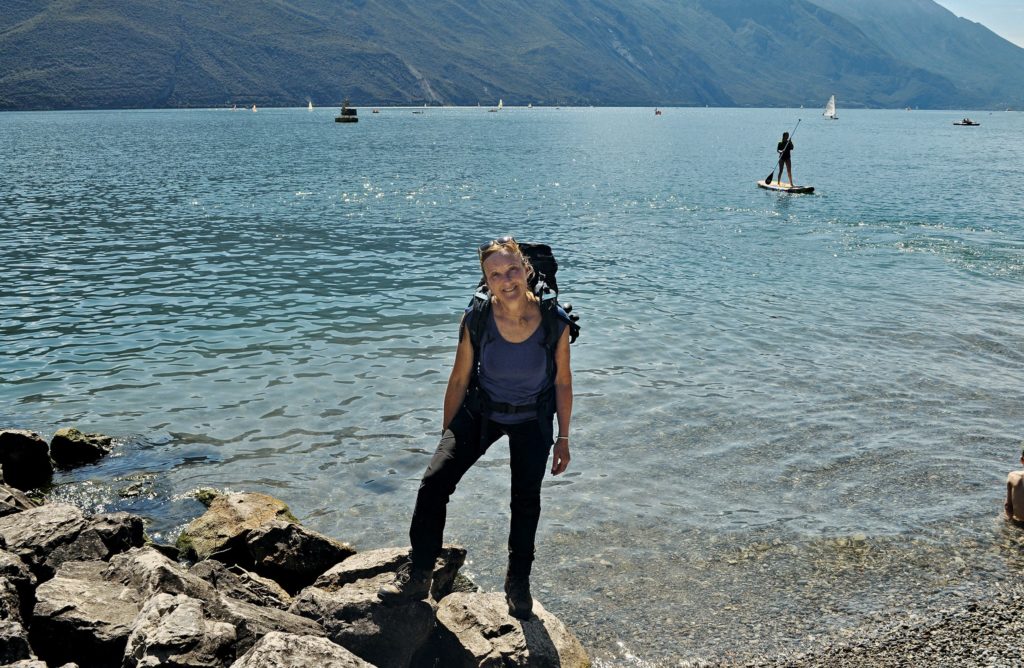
[[463, 294, 492, 369]]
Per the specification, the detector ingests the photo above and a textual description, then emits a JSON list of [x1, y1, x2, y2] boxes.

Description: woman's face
[[482, 249, 528, 301]]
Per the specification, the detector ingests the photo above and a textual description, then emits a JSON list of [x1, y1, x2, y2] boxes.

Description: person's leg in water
[[379, 406, 500, 602], [504, 418, 553, 619]]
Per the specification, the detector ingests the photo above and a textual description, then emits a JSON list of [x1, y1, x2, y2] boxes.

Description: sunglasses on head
[[478, 236, 516, 254]]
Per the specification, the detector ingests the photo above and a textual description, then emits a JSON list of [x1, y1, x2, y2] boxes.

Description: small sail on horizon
[[823, 94, 837, 120], [498, 99, 503, 110], [307, 100, 313, 111]]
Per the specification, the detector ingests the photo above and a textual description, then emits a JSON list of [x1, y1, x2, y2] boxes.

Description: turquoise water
[[3, 106, 1023, 664]]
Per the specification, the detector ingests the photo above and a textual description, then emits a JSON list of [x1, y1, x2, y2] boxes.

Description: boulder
[[103, 547, 223, 614], [0, 484, 38, 517], [431, 592, 590, 668], [0, 548, 37, 622], [314, 545, 466, 601], [289, 574, 434, 668], [189, 560, 291, 610], [240, 520, 356, 594], [230, 631, 376, 668], [0, 430, 52, 491], [219, 595, 326, 656], [0, 505, 146, 581], [0, 618, 34, 663], [176, 493, 298, 561], [147, 540, 184, 561], [87, 512, 146, 555], [123, 593, 236, 668], [31, 560, 140, 667], [0, 504, 90, 579], [49, 428, 112, 468], [104, 546, 323, 655], [0, 576, 23, 623]]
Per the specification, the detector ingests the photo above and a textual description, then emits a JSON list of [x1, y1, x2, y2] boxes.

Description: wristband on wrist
[[556, 435, 569, 441]]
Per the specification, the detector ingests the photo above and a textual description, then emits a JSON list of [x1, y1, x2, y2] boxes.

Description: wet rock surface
[[49, 428, 112, 468], [175, 492, 298, 561], [0, 430, 52, 491]]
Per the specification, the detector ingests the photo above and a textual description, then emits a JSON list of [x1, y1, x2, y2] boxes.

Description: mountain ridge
[[1, 0, 1021, 111]]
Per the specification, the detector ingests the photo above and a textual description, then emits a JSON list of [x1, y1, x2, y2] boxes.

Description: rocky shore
[[0, 428, 590, 667], [7, 426, 1015, 668], [700, 581, 1024, 668]]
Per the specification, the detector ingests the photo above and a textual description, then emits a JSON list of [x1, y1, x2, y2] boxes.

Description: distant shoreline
[[2, 104, 1019, 113]]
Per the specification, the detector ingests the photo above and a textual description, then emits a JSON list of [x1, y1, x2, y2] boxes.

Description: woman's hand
[[551, 439, 570, 475]]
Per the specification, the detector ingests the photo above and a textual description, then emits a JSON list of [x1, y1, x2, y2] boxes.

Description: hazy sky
[[934, 0, 1024, 47]]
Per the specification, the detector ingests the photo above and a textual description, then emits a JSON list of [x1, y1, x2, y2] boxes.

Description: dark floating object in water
[[335, 99, 358, 123]]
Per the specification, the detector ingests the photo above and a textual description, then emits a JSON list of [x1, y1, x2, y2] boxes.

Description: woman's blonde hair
[[478, 237, 535, 282]]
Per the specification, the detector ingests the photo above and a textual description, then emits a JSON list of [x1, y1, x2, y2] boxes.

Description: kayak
[[757, 180, 814, 194]]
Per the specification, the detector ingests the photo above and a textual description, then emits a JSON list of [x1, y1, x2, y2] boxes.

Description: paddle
[[765, 118, 801, 185]]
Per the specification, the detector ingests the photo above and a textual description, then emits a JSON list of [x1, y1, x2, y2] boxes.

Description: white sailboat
[[823, 94, 837, 120], [307, 100, 313, 111], [498, 99, 503, 110]]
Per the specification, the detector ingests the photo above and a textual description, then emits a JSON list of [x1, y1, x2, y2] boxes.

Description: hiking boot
[[504, 572, 533, 620], [378, 561, 432, 603]]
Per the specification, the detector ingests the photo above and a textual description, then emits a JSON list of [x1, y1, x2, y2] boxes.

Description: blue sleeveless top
[[475, 306, 566, 424]]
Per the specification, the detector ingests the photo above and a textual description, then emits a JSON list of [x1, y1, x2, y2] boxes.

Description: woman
[[379, 237, 573, 619], [776, 131, 795, 186]]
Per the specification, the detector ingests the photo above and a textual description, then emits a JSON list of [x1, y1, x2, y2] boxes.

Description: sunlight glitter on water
[[2, 107, 1024, 664]]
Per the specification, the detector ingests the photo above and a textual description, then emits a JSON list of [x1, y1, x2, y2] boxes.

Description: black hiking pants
[[408, 403, 553, 577]]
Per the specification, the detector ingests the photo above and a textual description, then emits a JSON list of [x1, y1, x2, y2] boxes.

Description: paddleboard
[[757, 180, 814, 194]]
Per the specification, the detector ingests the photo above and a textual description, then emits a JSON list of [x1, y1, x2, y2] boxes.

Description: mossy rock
[[176, 492, 299, 561]]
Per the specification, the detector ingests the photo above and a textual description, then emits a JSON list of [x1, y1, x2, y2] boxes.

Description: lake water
[[2, 106, 1023, 665]]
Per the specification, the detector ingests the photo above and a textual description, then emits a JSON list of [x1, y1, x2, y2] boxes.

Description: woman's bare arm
[[551, 327, 573, 475]]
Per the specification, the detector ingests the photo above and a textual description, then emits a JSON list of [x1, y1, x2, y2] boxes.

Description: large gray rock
[[289, 574, 434, 668], [103, 547, 225, 615], [0, 504, 89, 579], [123, 593, 236, 668], [176, 493, 297, 561], [431, 592, 590, 668], [88, 512, 146, 555], [0, 483, 39, 517], [0, 576, 23, 624], [49, 428, 112, 468], [314, 545, 466, 601], [220, 595, 326, 656], [0, 430, 52, 491], [241, 520, 356, 593], [0, 505, 145, 581], [0, 549, 36, 622], [0, 618, 34, 663], [230, 631, 376, 668], [31, 560, 140, 667], [189, 560, 291, 610]]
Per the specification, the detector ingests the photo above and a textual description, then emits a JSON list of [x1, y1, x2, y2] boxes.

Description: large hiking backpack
[[462, 241, 580, 416]]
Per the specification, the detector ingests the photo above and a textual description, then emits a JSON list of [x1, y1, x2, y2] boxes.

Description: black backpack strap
[[463, 297, 491, 363]]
